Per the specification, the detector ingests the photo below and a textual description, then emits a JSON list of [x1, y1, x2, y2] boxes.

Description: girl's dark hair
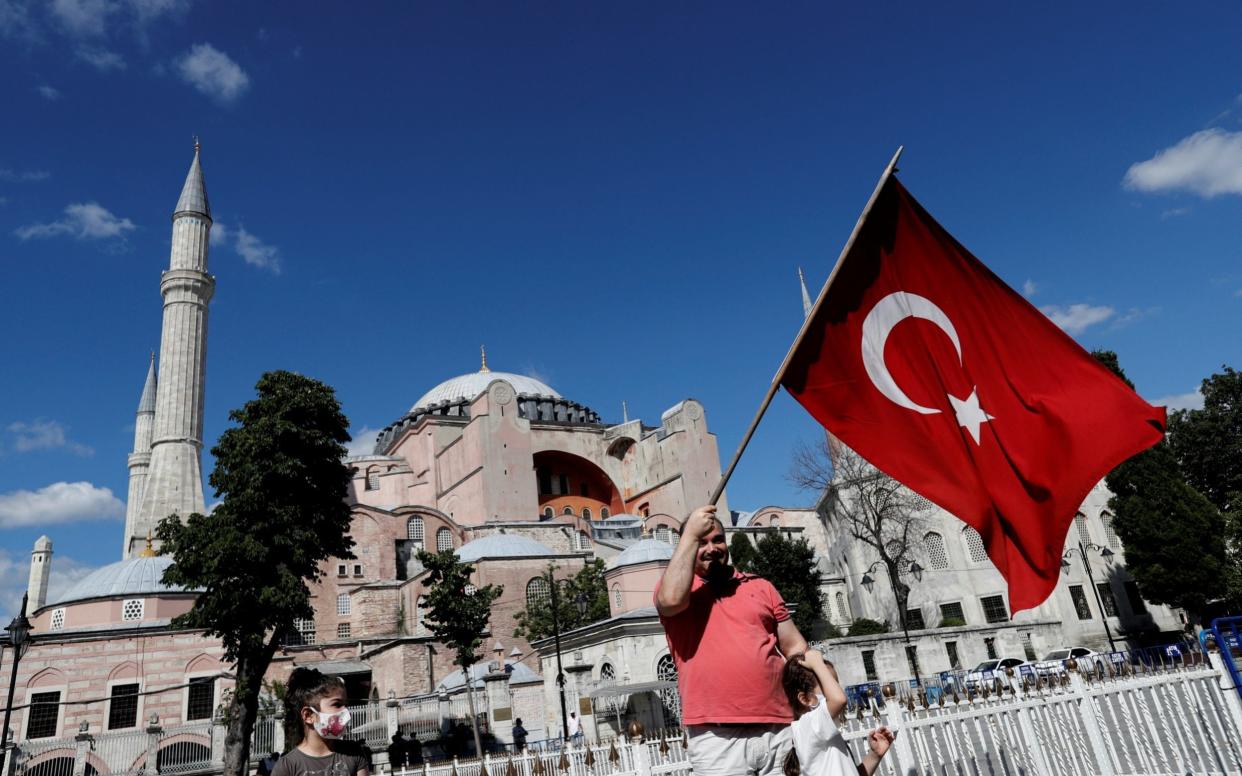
[[781, 655, 837, 776], [284, 668, 347, 747]]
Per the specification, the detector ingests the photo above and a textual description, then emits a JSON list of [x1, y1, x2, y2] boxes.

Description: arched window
[[577, 531, 591, 550], [771, 516, 781, 528], [612, 583, 622, 610], [600, 507, 610, 519], [655, 525, 671, 544], [436, 528, 453, 552], [582, 507, 592, 521], [337, 593, 350, 615], [1075, 513, 1091, 546], [365, 467, 380, 491], [600, 663, 615, 682], [923, 532, 949, 570], [407, 516, 424, 546], [963, 527, 988, 564], [656, 655, 681, 726], [562, 505, 574, 516], [835, 592, 849, 623], [543, 506, 554, 520], [464, 584, 476, 596], [1102, 513, 1120, 549], [527, 577, 551, 609], [639, 503, 650, 517]]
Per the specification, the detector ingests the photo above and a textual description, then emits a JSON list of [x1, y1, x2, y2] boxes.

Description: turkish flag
[[782, 177, 1165, 612]]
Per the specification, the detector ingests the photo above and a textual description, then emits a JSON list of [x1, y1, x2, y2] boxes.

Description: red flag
[[782, 177, 1165, 612]]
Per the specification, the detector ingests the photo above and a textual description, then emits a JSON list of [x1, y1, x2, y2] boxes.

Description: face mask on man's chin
[[311, 707, 351, 739]]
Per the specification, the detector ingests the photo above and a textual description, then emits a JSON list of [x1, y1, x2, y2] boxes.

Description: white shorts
[[687, 724, 793, 776]]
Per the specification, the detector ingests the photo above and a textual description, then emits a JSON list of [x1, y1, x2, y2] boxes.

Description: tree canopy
[[1168, 365, 1242, 515], [746, 531, 824, 636], [729, 533, 757, 573], [1092, 351, 1233, 618], [513, 559, 610, 641], [156, 370, 353, 776]]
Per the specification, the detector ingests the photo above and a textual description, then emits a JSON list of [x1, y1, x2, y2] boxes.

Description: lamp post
[[547, 572, 570, 743], [1062, 542, 1118, 652], [2, 593, 33, 774], [861, 561, 924, 688]]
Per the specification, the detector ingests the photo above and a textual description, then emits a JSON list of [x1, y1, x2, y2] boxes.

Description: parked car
[[963, 657, 1028, 690], [1035, 646, 1101, 676]]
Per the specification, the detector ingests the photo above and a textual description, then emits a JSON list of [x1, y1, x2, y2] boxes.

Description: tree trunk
[[464, 662, 483, 758], [222, 637, 280, 776]]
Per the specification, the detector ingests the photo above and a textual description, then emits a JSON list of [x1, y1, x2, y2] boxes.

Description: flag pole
[[707, 145, 904, 506]]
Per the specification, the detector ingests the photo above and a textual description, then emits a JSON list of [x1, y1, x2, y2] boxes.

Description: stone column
[[144, 718, 162, 776], [483, 674, 512, 750], [71, 725, 93, 776]]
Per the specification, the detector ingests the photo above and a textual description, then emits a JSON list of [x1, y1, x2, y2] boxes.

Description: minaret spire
[[479, 345, 490, 373], [124, 354, 158, 555], [127, 146, 215, 558], [798, 267, 813, 318]]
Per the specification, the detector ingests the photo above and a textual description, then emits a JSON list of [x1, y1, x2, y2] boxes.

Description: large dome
[[48, 555, 200, 607], [410, 370, 559, 413]]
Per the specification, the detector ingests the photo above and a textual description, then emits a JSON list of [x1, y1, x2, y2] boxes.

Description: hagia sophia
[[10, 149, 1182, 754]]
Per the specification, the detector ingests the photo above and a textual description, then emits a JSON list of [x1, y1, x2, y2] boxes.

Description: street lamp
[[2, 594, 34, 774], [547, 573, 571, 743], [861, 561, 922, 688], [1063, 542, 1118, 653]]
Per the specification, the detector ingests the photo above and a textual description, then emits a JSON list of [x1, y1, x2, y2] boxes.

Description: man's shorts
[[686, 724, 792, 776]]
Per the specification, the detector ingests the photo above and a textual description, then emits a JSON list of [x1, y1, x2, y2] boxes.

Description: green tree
[[848, 618, 889, 636], [513, 559, 610, 641], [747, 532, 824, 635], [1092, 351, 1232, 618], [418, 549, 504, 756], [729, 533, 757, 573], [156, 371, 353, 776], [1168, 366, 1242, 514]]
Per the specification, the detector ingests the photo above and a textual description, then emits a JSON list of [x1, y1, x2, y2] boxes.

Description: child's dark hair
[[284, 667, 347, 747], [781, 655, 836, 776]]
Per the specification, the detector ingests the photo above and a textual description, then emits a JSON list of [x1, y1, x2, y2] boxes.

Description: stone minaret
[[127, 143, 215, 558], [123, 353, 157, 556], [28, 536, 52, 611]]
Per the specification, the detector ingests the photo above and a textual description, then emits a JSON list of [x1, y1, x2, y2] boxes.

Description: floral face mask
[[311, 707, 351, 739]]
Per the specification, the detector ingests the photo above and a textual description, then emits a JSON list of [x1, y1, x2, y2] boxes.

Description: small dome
[[457, 534, 557, 562], [437, 661, 541, 691], [607, 538, 674, 570], [48, 555, 199, 607], [412, 371, 559, 413]]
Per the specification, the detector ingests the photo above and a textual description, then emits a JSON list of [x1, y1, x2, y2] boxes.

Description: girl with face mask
[[273, 668, 370, 776]]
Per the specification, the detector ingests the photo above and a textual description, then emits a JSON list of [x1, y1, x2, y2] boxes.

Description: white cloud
[[36, 84, 60, 100], [1124, 129, 1242, 198], [7, 419, 93, 456], [0, 549, 98, 621], [16, 201, 135, 240], [211, 222, 281, 273], [1161, 207, 1190, 219], [0, 481, 124, 528], [344, 426, 380, 458], [1021, 279, 1037, 297], [51, 0, 113, 36], [1039, 303, 1115, 335], [1149, 389, 1204, 412], [77, 45, 126, 70], [177, 43, 249, 103], [0, 168, 50, 182]]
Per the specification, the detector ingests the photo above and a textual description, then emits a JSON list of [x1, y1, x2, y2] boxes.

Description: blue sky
[[1, 1, 1240, 617]]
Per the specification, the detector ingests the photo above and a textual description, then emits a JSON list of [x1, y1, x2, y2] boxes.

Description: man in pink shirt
[[656, 505, 809, 776]]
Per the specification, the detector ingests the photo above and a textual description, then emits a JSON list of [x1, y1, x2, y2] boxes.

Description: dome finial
[[139, 531, 157, 558], [193, 135, 201, 154], [479, 345, 490, 373]]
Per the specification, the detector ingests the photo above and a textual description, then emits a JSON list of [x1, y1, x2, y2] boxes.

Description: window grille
[[27, 691, 61, 739], [1102, 514, 1120, 549], [337, 622, 351, 639], [1075, 513, 1091, 546], [526, 578, 550, 609], [582, 507, 592, 520], [108, 683, 140, 730], [337, 564, 347, 576], [353, 564, 362, 576], [437, 528, 453, 552], [337, 593, 350, 615], [981, 595, 1009, 624], [122, 599, 144, 621], [984, 637, 998, 660], [834, 592, 849, 623], [1097, 582, 1119, 617], [1069, 585, 1093, 620], [923, 532, 949, 570], [861, 651, 878, 681], [656, 655, 681, 726], [295, 618, 316, 645], [600, 663, 615, 681], [939, 601, 966, 625], [655, 525, 671, 544], [464, 584, 476, 595], [612, 584, 622, 610], [543, 507, 554, 519], [577, 531, 591, 550], [186, 677, 214, 721], [366, 468, 380, 491], [905, 608, 926, 630], [963, 527, 988, 564], [50, 608, 65, 630], [407, 517, 424, 544]]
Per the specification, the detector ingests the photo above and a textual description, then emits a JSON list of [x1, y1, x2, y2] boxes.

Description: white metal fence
[[12, 655, 1242, 776]]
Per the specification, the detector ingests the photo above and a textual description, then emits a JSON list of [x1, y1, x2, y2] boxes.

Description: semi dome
[[457, 534, 558, 562], [607, 538, 674, 570], [411, 371, 559, 413], [48, 555, 199, 607]]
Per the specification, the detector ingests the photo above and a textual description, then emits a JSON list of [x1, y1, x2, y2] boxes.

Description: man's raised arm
[[655, 505, 717, 617]]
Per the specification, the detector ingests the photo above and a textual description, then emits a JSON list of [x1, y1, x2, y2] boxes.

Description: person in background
[[567, 712, 583, 744], [387, 732, 407, 771], [512, 718, 529, 752]]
